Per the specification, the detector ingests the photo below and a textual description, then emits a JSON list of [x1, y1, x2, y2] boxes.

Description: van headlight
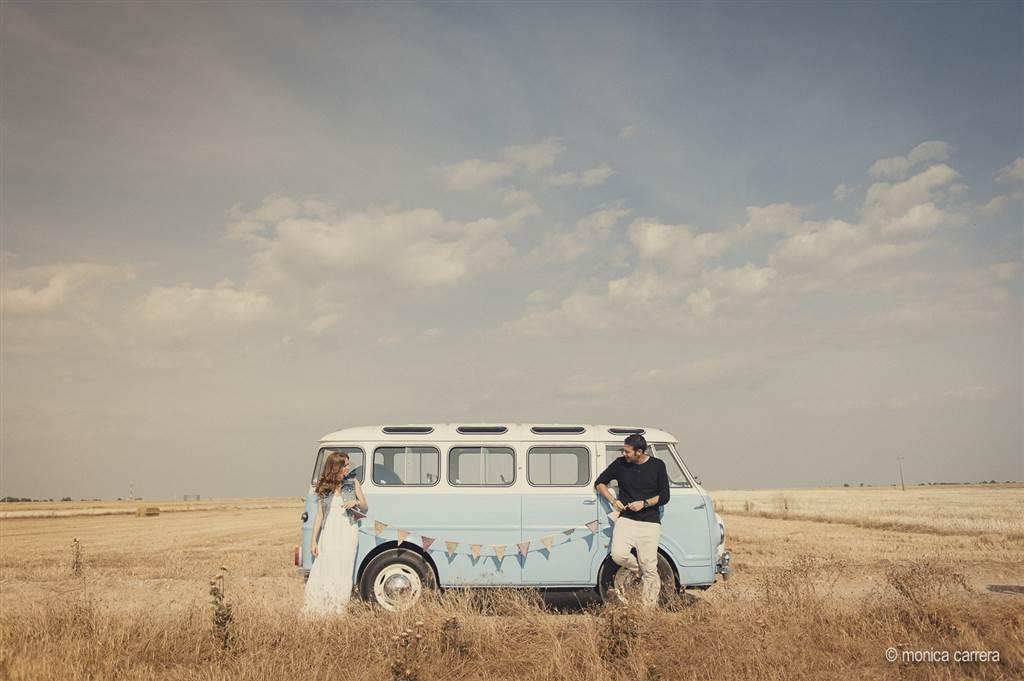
[[715, 512, 725, 546]]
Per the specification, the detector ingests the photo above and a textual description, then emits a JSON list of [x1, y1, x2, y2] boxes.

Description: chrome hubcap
[[373, 564, 422, 611]]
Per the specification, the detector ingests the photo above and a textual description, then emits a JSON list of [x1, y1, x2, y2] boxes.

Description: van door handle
[[693, 502, 706, 510], [583, 499, 597, 505]]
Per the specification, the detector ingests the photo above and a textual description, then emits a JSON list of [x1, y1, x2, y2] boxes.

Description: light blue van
[[295, 424, 731, 610]]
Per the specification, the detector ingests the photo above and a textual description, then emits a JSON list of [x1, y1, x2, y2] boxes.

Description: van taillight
[[293, 545, 300, 566]]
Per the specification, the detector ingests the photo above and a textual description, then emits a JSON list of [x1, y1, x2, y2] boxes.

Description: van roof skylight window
[[456, 426, 509, 435], [530, 426, 586, 435]]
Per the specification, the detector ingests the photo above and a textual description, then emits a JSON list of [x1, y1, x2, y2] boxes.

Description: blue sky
[[2, 1, 1021, 498]]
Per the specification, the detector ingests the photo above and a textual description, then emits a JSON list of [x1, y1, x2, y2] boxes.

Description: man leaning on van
[[595, 433, 671, 608]]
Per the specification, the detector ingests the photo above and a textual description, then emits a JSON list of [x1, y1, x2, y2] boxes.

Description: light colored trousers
[[610, 516, 662, 608]]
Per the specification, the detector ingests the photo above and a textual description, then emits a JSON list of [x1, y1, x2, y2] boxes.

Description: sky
[[1, 1, 1021, 499]]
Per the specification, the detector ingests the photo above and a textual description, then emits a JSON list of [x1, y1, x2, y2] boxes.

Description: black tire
[[358, 549, 436, 611], [597, 552, 677, 607]]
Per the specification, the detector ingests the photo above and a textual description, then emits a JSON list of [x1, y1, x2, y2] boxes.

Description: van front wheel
[[359, 549, 435, 612], [597, 553, 677, 607]]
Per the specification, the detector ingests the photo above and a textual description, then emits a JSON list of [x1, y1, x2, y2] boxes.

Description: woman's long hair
[[314, 451, 350, 497]]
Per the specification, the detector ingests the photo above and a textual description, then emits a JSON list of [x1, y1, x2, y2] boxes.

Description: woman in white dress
[[303, 451, 368, 617]]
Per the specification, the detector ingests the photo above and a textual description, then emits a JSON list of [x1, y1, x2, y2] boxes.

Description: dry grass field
[[1, 486, 1021, 680]]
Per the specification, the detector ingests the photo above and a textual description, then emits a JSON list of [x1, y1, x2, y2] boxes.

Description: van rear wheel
[[597, 553, 677, 607], [359, 549, 435, 612]]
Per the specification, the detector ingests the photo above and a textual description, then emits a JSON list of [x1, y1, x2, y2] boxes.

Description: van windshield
[[602, 443, 692, 488], [310, 447, 365, 485]]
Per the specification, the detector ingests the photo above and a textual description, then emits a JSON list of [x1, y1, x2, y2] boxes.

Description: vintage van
[[295, 424, 731, 610]]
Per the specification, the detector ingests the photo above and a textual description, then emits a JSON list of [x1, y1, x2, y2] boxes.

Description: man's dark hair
[[624, 433, 647, 452]]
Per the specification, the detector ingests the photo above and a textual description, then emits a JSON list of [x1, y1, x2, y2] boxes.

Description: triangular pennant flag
[[421, 536, 435, 552], [493, 545, 505, 560], [470, 544, 482, 560], [446, 541, 459, 558], [585, 520, 599, 534], [396, 529, 410, 545], [517, 541, 530, 557], [541, 536, 554, 551], [562, 528, 575, 536], [374, 520, 388, 536]]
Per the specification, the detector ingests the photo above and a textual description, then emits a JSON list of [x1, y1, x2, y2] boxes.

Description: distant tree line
[[842, 480, 1014, 487], [0, 497, 103, 503]]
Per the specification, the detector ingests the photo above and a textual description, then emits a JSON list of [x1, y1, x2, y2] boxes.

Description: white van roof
[[320, 424, 678, 444]]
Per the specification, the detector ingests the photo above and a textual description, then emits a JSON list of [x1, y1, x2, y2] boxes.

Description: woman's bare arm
[[311, 500, 323, 557]]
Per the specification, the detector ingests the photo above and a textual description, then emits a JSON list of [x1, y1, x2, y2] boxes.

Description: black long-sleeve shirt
[[595, 456, 670, 523]]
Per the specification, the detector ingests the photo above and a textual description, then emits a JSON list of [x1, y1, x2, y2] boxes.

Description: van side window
[[527, 446, 590, 486], [373, 446, 440, 486], [311, 447, 365, 484], [449, 447, 515, 486], [601, 445, 622, 491], [650, 443, 692, 488]]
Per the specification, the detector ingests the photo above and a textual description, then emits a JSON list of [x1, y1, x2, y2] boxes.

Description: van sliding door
[[521, 445, 601, 586]]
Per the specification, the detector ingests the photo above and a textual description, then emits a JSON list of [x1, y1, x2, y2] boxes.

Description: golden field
[[1, 485, 1021, 680]]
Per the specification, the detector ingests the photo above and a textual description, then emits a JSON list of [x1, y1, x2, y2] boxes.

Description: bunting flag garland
[[352, 516, 611, 559]]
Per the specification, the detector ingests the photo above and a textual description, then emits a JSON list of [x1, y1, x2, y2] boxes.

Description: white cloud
[[501, 188, 541, 224], [136, 281, 274, 330], [702, 264, 777, 297], [546, 164, 613, 188], [500, 137, 566, 172], [642, 353, 756, 388], [618, 125, 635, 140], [1, 262, 133, 314], [979, 191, 1024, 215], [530, 203, 629, 264], [863, 164, 959, 226], [443, 138, 567, 191], [995, 157, 1024, 184], [739, 203, 806, 237], [855, 264, 1015, 332], [629, 218, 732, 273], [833, 183, 851, 201], [581, 164, 613, 187], [445, 158, 516, 192], [526, 289, 555, 305], [421, 327, 444, 339], [868, 141, 951, 179], [377, 334, 402, 347], [233, 197, 516, 297]]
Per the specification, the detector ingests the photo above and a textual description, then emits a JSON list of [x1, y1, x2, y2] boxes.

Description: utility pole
[[896, 457, 905, 491]]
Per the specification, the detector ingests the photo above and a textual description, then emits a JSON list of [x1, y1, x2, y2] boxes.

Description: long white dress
[[302, 488, 360, 617]]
